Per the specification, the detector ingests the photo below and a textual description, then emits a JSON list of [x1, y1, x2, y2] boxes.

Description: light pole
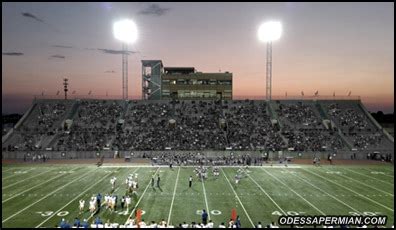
[[258, 21, 282, 101], [113, 19, 138, 100], [63, 78, 68, 100]]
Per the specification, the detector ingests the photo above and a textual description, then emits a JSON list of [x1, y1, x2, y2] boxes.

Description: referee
[[189, 176, 193, 188]]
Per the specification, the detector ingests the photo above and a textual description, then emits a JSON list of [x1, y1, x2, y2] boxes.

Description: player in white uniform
[[213, 166, 220, 177], [202, 167, 208, 180], [89, 198, 96, 214], [104, 194, 109, 209], [128, 174, 133, 181], [125, 195, 131, 213], [132, 181, 138, 195], [125, 178, 129, 189], [235, 173, 241, 184], [109, 195, 115, 212], [79, 199, 85, 214], [110, 177, 117, 190], [134, 173, 139, 188], [128, 180, 133, 193]]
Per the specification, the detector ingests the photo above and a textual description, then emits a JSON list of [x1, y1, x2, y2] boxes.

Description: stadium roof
[[164, 67, 195, 74], [141, 60, 163, 67]]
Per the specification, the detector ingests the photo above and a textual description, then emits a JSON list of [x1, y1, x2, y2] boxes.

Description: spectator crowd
[[3, 99, 392, 153]]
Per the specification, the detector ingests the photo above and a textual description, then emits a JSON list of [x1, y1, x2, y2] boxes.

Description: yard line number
[[36, 211, 69, 217]]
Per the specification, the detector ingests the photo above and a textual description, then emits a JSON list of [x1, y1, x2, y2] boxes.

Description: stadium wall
[[2, 150, 393, 161]]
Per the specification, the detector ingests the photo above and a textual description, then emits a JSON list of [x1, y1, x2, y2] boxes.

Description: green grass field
[[2, 163, 394, 228]]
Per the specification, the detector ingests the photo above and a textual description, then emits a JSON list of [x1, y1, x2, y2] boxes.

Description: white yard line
[[321, 169, 393, 196], [261, 168, 326, 215], [2, 168, 35, 180], [379, 174, 394, 178], [35, 171, 115, 228], [247, 173, 286, 215], [221, 168, 255, 228], [343, 168, 394, 186], [374, 167, 394, 173], [302, 168, 393, 212], [167, 167, 181, 226], [124, 168, 160, 225], [201, 172, 211, 221], [2, 167, 17, 173], [364, 169, 394, 178], [292, 172, 361, 213], [2, 168, 95, 223], [3, 173, 64, 203], [364, 168, 394, 178], [3, 168, 56, 190]]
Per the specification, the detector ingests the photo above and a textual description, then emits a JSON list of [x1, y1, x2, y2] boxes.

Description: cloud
[[21, 12, 44, 23], [138, 4, 170, 16], [2, 52, 24, 56], [98, 49, 138, 55], [22, 12, 61, 33], [52, 45, 74, 49], [105, 70, 116, 73], [49, 55, 66, 59]]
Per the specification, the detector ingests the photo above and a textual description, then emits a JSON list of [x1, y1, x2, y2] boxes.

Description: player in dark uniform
[[157, 174, 160, 188], [121, 196, 125, 210], [96, 193, 102, 212], [97, 155, 104, 167], [189, 176, 193, 188], [202, 210, 208, 225], [151, 175, 155, 188], [328, 154, 333, 165]]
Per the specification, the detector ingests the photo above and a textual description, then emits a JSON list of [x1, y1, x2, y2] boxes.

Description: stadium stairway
[[278, 131, 289, 147], [336, 130, 353, 150], [316, 101, 354, 150], [118, 100, 129, 120], [66, 100, 80, 120], [357, 101, 394, 143], [315, 101, 329, 120], [47, 99, 81, 149], [106, 101, 129, 147], [220, 101, 230, 145], [2, 102, 37, 145], [39, 100, 78, 150], [267, 101, 278, 119], [268, 101, 282, 128], [268, 101, 288, 146], [46, 132, 61, 149]]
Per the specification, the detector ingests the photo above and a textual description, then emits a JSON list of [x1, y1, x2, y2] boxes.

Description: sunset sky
[[2, 2, 394, 113]]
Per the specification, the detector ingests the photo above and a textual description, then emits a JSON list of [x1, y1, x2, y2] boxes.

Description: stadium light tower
[[258, 21, 282, 101], [113, 19, 138, 100]]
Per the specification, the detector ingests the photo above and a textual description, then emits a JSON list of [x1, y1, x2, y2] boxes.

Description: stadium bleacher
[[2, 99, 393, 156]]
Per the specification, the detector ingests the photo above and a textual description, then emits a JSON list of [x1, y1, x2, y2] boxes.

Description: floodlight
[[113, 19, 138, 43], [258, 21, 282, 42], [257, 21, 283, 101]]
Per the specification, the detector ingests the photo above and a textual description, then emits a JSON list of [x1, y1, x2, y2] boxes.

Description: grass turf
[[2, 164, 394, 228]]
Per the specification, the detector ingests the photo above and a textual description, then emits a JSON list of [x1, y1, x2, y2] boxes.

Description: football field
[[2, 163, 394, 228]]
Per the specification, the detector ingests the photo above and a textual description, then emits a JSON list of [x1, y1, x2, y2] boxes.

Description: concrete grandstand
[[2, 98, 393, 162]]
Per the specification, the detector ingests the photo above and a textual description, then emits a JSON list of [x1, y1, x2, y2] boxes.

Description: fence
[[2, 150, 393, 161]]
